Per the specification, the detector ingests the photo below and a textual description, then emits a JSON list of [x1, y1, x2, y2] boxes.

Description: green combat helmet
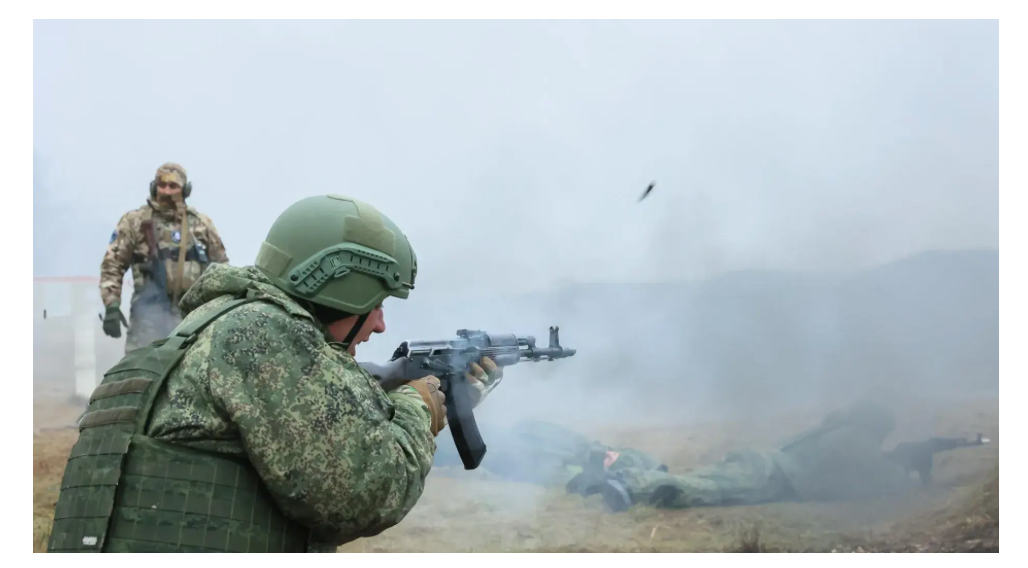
[[254, 194, 417, 346], [45, 194, 418, 553]]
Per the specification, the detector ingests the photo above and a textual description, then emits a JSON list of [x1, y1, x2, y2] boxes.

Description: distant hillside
[[659, 250, 992, 412], [830, 250, 999, 396], [386, 249, 998, 428]]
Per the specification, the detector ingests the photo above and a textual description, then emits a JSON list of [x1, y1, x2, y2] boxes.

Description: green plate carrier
[[46, 290, 311, 552]]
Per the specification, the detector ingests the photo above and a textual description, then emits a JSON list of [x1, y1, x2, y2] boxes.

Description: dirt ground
[[32, 391, 998, 553]]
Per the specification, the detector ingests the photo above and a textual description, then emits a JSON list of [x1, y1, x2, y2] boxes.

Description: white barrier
[[33, 276, 132, 402]]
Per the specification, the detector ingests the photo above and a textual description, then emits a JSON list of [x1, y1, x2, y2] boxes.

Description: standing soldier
[[99, 162, 229, 352]]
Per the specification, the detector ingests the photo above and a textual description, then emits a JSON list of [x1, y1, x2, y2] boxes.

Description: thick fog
[[34, 20, 998, 446]]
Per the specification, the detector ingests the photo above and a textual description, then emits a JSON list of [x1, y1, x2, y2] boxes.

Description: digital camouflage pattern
[[609, 448, 794, 508], [145, 262, 436, 549], [601, 401, 911, 510], [101, 197, 228, 351], [48, 294, 313, 553]]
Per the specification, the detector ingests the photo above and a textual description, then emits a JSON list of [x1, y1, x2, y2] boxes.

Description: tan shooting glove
[[406, 376, 447, 436], [465, 357, 505, 408]]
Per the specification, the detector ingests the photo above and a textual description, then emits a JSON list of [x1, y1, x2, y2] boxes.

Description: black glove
[[565, 449, 613, 496], [102, 304, 126, 338]]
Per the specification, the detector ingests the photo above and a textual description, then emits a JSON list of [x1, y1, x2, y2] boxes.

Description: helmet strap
[[341, 313, 370, 351]]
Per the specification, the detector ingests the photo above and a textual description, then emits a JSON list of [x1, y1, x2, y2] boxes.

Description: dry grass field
[[33, 387, 998, 553], [32, 312, 995, 550]]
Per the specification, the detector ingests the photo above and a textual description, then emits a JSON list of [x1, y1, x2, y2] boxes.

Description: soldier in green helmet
[[47, 195, 503, 553]]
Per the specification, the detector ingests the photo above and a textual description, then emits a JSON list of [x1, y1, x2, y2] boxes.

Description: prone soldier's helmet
[[838, 398, 896, 443], [150, 163, 192, 199], [255, 194, 417, 318]]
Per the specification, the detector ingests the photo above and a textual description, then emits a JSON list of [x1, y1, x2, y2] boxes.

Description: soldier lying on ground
[[563, 401, 990, 512]]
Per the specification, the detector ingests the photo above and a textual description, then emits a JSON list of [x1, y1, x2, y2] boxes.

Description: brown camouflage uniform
[[100, 163, 229, 352]]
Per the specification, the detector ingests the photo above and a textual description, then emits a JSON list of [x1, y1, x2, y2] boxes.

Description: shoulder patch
[[109, 230, 118, 244], [172, 230, 181, 243]]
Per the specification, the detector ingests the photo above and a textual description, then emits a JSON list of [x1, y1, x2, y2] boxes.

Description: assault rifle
[[128, 220, 180, 344], [97, 221, 183, 342], [137, 220, 173, 309], [885, 433, 991, 486], [359, 326, 577, 470]]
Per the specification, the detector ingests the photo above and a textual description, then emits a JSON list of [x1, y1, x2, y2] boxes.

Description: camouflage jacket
[[146, 263, 437, 548], [609, 403, 910, 509], [772, 409, 909, 502], [100, 198, 229, 307]]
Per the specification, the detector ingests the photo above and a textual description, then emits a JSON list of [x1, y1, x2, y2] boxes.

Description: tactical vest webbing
[[47, 291, 310, 553]]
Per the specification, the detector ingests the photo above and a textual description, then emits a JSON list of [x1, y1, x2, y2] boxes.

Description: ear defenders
[[150, 178, 193, 199]]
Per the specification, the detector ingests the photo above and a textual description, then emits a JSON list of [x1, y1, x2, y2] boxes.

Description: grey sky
[[33, 19, 1000, 442], [33, 19, 998, 297]]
